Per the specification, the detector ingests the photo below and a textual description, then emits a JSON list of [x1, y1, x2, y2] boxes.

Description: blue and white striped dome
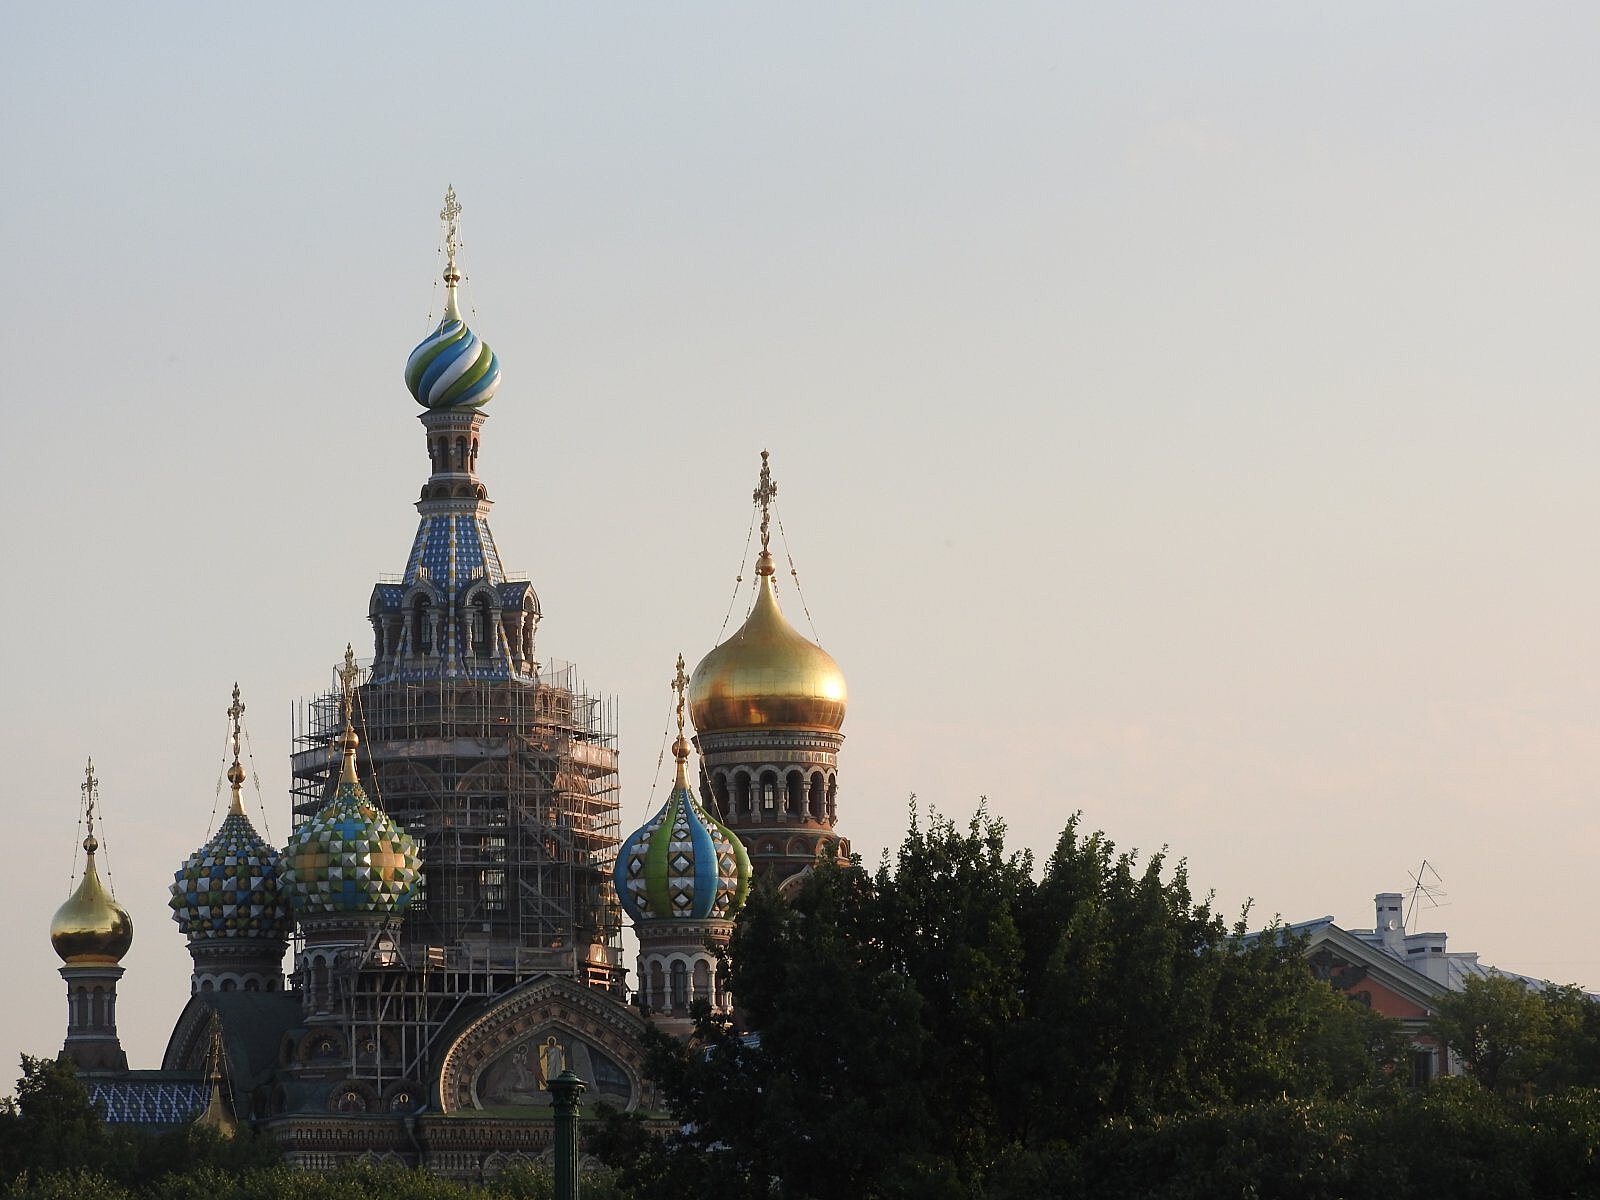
[[614, 749, 750, 924], [405, 317, 501, 409]]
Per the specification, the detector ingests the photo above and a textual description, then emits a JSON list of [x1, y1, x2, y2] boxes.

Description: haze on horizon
[[1, 3, 1596, 1071]]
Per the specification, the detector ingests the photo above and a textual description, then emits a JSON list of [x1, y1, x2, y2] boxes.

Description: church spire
[[226, 683, 247, 817], [440, 184, 464, 322], [687, 451, 850, 886], [51, 759, 133, 1071]]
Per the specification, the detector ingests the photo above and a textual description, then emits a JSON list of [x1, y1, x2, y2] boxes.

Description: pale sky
[[3, 3, 1598, 1071]]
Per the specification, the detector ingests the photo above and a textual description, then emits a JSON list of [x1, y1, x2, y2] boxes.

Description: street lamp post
[[549, 1067, 587, 1200]]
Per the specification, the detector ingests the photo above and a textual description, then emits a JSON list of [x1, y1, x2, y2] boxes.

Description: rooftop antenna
[[1405, 860, 1447, 931]]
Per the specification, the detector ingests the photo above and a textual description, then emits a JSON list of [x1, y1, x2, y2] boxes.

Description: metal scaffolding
[[287, 658, 624, 1098]]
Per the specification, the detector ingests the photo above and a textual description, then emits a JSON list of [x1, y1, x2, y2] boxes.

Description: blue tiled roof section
[[479, 518, 505, 581], [369, 505, 531, 682], [89, 1079, 209, 1126]]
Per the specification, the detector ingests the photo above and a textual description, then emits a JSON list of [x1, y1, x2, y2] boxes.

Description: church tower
[[169, 685, 292, 994], [615, 657, 751, 1034], [50, 761, 133, 1072], [689, 452, 850, 887], [281, 191, 625, 1115]]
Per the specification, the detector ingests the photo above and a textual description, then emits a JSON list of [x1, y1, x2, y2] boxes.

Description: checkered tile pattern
[[280, 782, 421, 915], [169, 810, 292, 940]]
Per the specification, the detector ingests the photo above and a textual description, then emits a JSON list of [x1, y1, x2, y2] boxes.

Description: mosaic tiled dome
[[281, 771, 421, 917], [405, 316, 500, 410], [615, 747, 751, 924], [169, 809, 292, 942]]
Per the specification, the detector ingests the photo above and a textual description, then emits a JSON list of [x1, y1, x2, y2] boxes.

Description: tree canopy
[[602, 807, 1407, 1198]]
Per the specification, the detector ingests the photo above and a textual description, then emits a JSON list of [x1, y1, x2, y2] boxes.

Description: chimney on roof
[[1375, 892, 1405, 954]]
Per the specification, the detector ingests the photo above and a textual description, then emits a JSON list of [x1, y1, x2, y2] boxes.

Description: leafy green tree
[[1533, 982, 1600, 1092], [0, 1055, 108, 1178], [612, 807, 1403, 1198], [1428, 973, 1552, 1092]]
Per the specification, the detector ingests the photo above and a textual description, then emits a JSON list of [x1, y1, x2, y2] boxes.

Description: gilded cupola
[[51, 760, 133, 965], [688, 452, 847, 735]]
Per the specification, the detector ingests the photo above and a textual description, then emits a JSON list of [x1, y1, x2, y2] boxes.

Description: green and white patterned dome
[[615, 733, 751, 925], [281, 726, 421, 917], [403, 186, 500, 410]]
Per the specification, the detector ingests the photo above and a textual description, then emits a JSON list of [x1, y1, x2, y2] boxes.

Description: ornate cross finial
[[226, 683, 248, 815], [673, 653, 688, 741], [227, 683, 245, 757], [82, 757, 98, 836], [753, 449, 777, 574], [440, 185, 463, 278], [337, 644, 360, 725]]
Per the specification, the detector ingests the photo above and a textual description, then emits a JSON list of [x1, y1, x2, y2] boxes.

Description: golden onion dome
[[51, 834, 134, 964], [689, 558, 847, 734]]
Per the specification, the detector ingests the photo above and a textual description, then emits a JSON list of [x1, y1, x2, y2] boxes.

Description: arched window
[[649, 962, 666, 1012], [760, 772, 778, 813], [472, 594, 493, 657], [785, 771, 803, 815], [734, 772, 752, 817], [412, 597, 433, 654], [670, 961, 688, 1011], [809, 773, 826, 820], [692, 959, 712, 1005]]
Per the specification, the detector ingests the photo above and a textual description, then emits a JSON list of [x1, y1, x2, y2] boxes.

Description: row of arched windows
[[427, 434, 479, 475], [371, 596, 537, 667], [69, 985, 116, 1032], [707, 768, 837, 823], [194, 974, 279, 994], [642, 955, 729, 1015]]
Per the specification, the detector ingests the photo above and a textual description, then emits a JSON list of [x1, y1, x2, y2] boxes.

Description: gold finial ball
[[672, 735, 690, 760], [228, 762, 246, 786]]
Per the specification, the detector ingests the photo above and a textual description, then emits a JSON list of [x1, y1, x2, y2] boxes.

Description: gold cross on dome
[[337, 644, 360, 724], [672, 653, 688, 738], [227, 682, 245, 752], [82, 757, 98, 834], [752, 449, 777, 555], [440, 185, 462, 276]]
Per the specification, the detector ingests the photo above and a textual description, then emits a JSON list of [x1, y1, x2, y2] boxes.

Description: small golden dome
[[689, 568, 847, 734], [51, 837, 134, 964]]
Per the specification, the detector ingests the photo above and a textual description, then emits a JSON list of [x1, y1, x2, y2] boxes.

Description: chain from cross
[[753, 449, 777, 552], [440, 185, 462, 274], [337, 644, 360, 725]]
